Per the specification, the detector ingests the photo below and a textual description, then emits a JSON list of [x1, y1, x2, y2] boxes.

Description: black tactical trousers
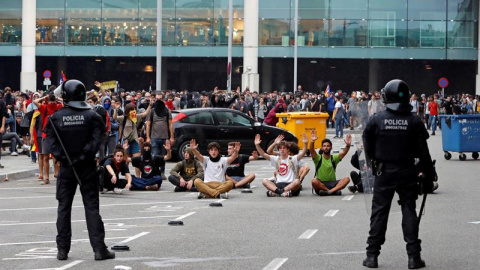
[[366, 169, 421, 257], [56, 162, 107, 252]]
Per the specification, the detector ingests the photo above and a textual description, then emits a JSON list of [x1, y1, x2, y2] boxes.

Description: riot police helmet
[[381, 79, 413, 112], [54, 79, 90, 109]]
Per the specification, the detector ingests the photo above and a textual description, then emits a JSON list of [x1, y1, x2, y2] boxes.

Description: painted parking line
[[26, 260, 83, 270], [263, 258, 288, 270], [118, 232, 150, 244], [342, 195, 354, 201], [324, 210, 339, 217], [298, 229, 318, 239], [0, 200, 194, 212], [0, 215, 181, 226], [173, 212, 196, 221]]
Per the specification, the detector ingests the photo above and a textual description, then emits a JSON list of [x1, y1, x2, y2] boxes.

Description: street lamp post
[[156, 0, 162, 91], [293, 0, 298, 94], [227, 0, 233, 94]]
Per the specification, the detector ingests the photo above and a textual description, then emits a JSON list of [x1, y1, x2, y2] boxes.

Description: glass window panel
[[369, 20, 407, 47], [408, 0, 446, 20], [259, 0, 291, 19], [329, 0, 367, 20], [37, 0, 65, 45], [369, 0, 407, 20], [65, 0, 101, 45], [448, 21, 476, 48], [102, 0, 138, 46], [214, 0, 244, 18], [408, 21, 446, 48], [447, 0, 478, 20], [298, 0, 327, 19], [0, 0, 22, 44], [259, 19, 292, 46], [325, 19, 368, 46]]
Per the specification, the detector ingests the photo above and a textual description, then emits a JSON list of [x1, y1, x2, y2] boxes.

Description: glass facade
[[0, 0, 478, 56]]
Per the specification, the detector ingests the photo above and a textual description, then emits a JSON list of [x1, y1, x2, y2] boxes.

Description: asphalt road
[[0, 133, 479, 270]]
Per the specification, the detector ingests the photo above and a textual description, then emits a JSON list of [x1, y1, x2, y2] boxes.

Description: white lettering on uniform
[[62, 115, 84, 126], [384, 118, 408, 130]]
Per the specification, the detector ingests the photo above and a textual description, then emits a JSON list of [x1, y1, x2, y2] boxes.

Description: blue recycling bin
[[439, 115, 480, 161]]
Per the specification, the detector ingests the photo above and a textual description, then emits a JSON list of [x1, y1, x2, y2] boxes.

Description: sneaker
[[350, 127, 354, 130], [113, 188, 123, 194], [281, 190, 292, 197], [431, 132, 435, 135], [348, 186, 357, 193], [331, 190, 342, 196], [22, 144, 31, 151], [174, 186, 185, 192], [145, 184, 159, 191], [100, 188, 108, 194], [197, 192, 205, 199], [0, 163, 4, 169], [241, 183, 251, 189], [10, 152, 18, 156], [266, 191, 278, 197], [219, 192, 229, 199], [317, 190, 329, 196]]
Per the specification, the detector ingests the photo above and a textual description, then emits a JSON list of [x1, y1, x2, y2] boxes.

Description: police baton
[[48, 117, 82, 187], [418, 192, 427, 225]]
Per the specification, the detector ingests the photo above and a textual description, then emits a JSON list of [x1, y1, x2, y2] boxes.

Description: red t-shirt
[[38, 103, 63, 138], [428, 101, 438, 116]]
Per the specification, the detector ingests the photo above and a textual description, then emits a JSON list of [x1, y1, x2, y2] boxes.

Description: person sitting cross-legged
[[310, 129, 351, 196], [101, 146, 132, 194], [191, 139, 238, 199], [225, 142, 259, 189], [168, 147, 204, 192], [255, 133, 308, 197]]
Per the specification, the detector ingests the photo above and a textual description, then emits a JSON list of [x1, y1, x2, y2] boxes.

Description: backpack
[[314, 155, 336, 178], [275, 156, 298, 179]]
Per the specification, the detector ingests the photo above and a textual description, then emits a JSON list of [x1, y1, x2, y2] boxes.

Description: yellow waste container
[[276, 112, 329, 149]]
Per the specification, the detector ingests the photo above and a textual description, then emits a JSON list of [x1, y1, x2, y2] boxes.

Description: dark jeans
[[56, 162, 107, 252], [168, 175, 197, 191], [131, 175, 162, 190], [366, 169, 421, 257], [3, 132, 23, 151], [101, 174, 128, 191]]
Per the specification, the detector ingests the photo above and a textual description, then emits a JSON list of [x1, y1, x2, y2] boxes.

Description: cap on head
[[381, 79, 413, 112]]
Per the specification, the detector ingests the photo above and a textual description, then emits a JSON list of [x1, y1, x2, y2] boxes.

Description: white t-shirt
[[202, 156, 228, 183], [334, 101, 342, 109], [269, 155, 300, 184]]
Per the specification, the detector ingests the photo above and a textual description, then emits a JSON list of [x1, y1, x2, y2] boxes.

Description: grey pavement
[[0, 130, 479, 270]]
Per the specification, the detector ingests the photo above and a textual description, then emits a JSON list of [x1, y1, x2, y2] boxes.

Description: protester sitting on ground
[[190, 139, 238, 199], [168, 147, 204, 192], [128, 141, 171, 191], [266, 134, 310, 185], [101, 146, 132, 194], [225, 142, 259, 189], [310, 129, 352, 196], [255, 133, 308, 197]]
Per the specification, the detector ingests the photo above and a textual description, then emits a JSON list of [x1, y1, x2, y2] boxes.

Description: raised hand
[[344, 133, 352, 145], [302, 132, 308, 143], [254, 134, 262, 145], [234, 141, 241, 152], [164, 139, 171, 151], [274, 134, 284, 145], [310, 129, 318, 141], [189, 138, 198, 150]]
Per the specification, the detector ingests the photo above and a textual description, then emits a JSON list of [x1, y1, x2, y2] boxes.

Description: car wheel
[[177, 141, 190, 161]]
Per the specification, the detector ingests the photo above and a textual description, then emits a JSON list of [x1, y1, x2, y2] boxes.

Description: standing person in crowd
[[44, 79, 115, 261], [418, 94, 426, 123], [362, 79, 435, 269], [410, 94, 420, 115], [427, 95, 439, 135], [310, 130, 352, 196], [326, 92, 335, 128], [168, 147, 204, 192], [102, 96, 120, 155], [263, 100, 285, 126], [0, 96, 7, 168], [347, 91, 358, 130], [190, 139, 237, 199], [225, 142, 258, 189], [34, 92, 63, 185], [442, 95, 454, 115], [333, 95, 346, 138], [368, 92, 384, 117], [255, 97, 268, 123]]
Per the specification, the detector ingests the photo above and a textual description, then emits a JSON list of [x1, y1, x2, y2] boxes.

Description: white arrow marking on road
[[298, 229, 318, 239], [342, 195, 354, 201], [263, 258, 288, 270], [324, 210, 339, 217]]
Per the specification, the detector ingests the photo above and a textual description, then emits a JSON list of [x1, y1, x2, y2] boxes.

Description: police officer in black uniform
[[362, 80, 435, 269], [45, 80, 115, 261]]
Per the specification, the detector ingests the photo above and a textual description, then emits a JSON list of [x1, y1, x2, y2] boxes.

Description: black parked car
[[171, 108, 298, 160]]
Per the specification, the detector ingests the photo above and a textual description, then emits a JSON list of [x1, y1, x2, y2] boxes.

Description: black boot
[[362, 255, 378, 268], [57, 249, 68, 260], [94, 248, 115, 260], [408, 255, 425, 269]]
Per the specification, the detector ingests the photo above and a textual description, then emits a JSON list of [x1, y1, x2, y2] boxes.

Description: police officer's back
[[45, 80, 115, 261], [362, 80, 434, 269]]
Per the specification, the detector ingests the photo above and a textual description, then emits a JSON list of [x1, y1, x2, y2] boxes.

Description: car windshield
[[215, 111, 252, 127]]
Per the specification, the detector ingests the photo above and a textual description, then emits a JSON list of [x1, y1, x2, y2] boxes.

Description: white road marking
[[342, 195, 354, 201], [321, 251, 365, 255], [118, 232, 150, 244], [469, 221, 480, 224], [0, 215, 180, 226], [0, 237, 127, 247], [174, 212, 196, 221], [324, 210, 339, 217], [298, 229, 318, 239], [263, 258, 288, 270], [0, 187, 52, 190], [0, 195, 59, 200], [26, 260, 83, 269], [0, 200, 194, 212]]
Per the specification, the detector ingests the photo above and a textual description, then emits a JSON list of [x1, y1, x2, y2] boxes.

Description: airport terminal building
[[1, 0, 479, 95]]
